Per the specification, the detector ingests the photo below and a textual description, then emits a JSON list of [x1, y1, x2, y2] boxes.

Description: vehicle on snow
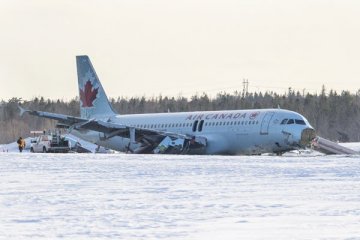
[[30, 133, 70, 153]]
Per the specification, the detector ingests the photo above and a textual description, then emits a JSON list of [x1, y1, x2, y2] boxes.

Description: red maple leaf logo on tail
[[80, 80, 99, 107]]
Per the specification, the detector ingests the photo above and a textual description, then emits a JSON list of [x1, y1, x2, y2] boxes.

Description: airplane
[[19, 55, 316, 155]]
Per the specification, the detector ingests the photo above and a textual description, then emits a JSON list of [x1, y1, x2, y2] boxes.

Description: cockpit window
[[280, 119, 288, 124], [282, 118, 306, 125], [295, 119, 306, 125], [287, 119, 294, 124]]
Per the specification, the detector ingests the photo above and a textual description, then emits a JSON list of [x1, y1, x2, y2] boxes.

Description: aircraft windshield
[[295, 119, 306, 125], [281, 118, 306, 125], [280, 119, 288, 124]]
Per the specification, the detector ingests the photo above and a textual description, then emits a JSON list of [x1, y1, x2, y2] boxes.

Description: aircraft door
[[198, 120, 204, 132], [260, 112, 275, 135], [192, 120, 198, 132]]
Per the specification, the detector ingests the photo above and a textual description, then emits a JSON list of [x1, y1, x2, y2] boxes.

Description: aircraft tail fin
[[76, 56, 117, 119], [18, 105, 27, 117]]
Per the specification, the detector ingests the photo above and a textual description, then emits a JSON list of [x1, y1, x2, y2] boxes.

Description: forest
[[1, 87, 360, 144]]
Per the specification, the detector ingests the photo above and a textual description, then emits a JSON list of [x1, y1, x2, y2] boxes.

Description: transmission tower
[[242, 79, 249, 98]]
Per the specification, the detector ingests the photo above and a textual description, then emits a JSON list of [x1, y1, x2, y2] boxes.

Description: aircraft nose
[[299, 128, 316, 147]]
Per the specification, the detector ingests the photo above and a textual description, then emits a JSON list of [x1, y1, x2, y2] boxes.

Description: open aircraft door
[[260, 112, 275, 135]]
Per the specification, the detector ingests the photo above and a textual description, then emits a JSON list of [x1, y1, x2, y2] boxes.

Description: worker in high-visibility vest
[[17, 137, 26, 153]]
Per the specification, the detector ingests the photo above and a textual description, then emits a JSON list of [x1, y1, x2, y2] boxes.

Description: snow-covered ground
[[0, 153, 359, 239], [341, 142, 360, 152]]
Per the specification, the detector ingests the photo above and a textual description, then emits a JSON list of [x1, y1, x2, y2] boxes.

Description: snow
[[0, 153, 359, 239], [341, 142, 360, 152]]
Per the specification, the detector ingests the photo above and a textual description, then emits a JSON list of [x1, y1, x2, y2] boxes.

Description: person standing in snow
[[17, 137, 26, 153]]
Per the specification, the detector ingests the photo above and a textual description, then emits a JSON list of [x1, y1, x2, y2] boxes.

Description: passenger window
[[287, 119, 294, 124], [280, 119, 288, 124]]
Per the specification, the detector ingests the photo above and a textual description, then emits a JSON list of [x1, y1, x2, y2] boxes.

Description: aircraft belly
[[234, 131, 284, 155]]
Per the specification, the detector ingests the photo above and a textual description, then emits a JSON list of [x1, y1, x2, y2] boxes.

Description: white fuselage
[[70, 108, 314, 155]]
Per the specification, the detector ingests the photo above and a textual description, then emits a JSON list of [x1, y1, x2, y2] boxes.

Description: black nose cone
[[300, 128, 316, 147]]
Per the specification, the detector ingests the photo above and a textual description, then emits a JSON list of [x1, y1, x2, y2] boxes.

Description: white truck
[[30, 134, 70, 153]]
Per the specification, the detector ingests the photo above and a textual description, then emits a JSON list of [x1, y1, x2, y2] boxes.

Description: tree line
[[1, 87, 360, 144]]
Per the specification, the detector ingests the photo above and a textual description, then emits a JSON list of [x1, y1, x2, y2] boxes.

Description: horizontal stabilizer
[[19, 107, 87, 125], [18, 105, 27, 117]]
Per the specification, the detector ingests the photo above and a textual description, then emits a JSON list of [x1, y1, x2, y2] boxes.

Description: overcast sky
[[1, 0, 360, 100]]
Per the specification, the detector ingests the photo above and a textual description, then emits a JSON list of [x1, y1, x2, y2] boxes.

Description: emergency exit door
[[260, 112, 275, 135]]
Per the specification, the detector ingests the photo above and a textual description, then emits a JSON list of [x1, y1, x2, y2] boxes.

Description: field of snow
[[0, 153, 359, 239]]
